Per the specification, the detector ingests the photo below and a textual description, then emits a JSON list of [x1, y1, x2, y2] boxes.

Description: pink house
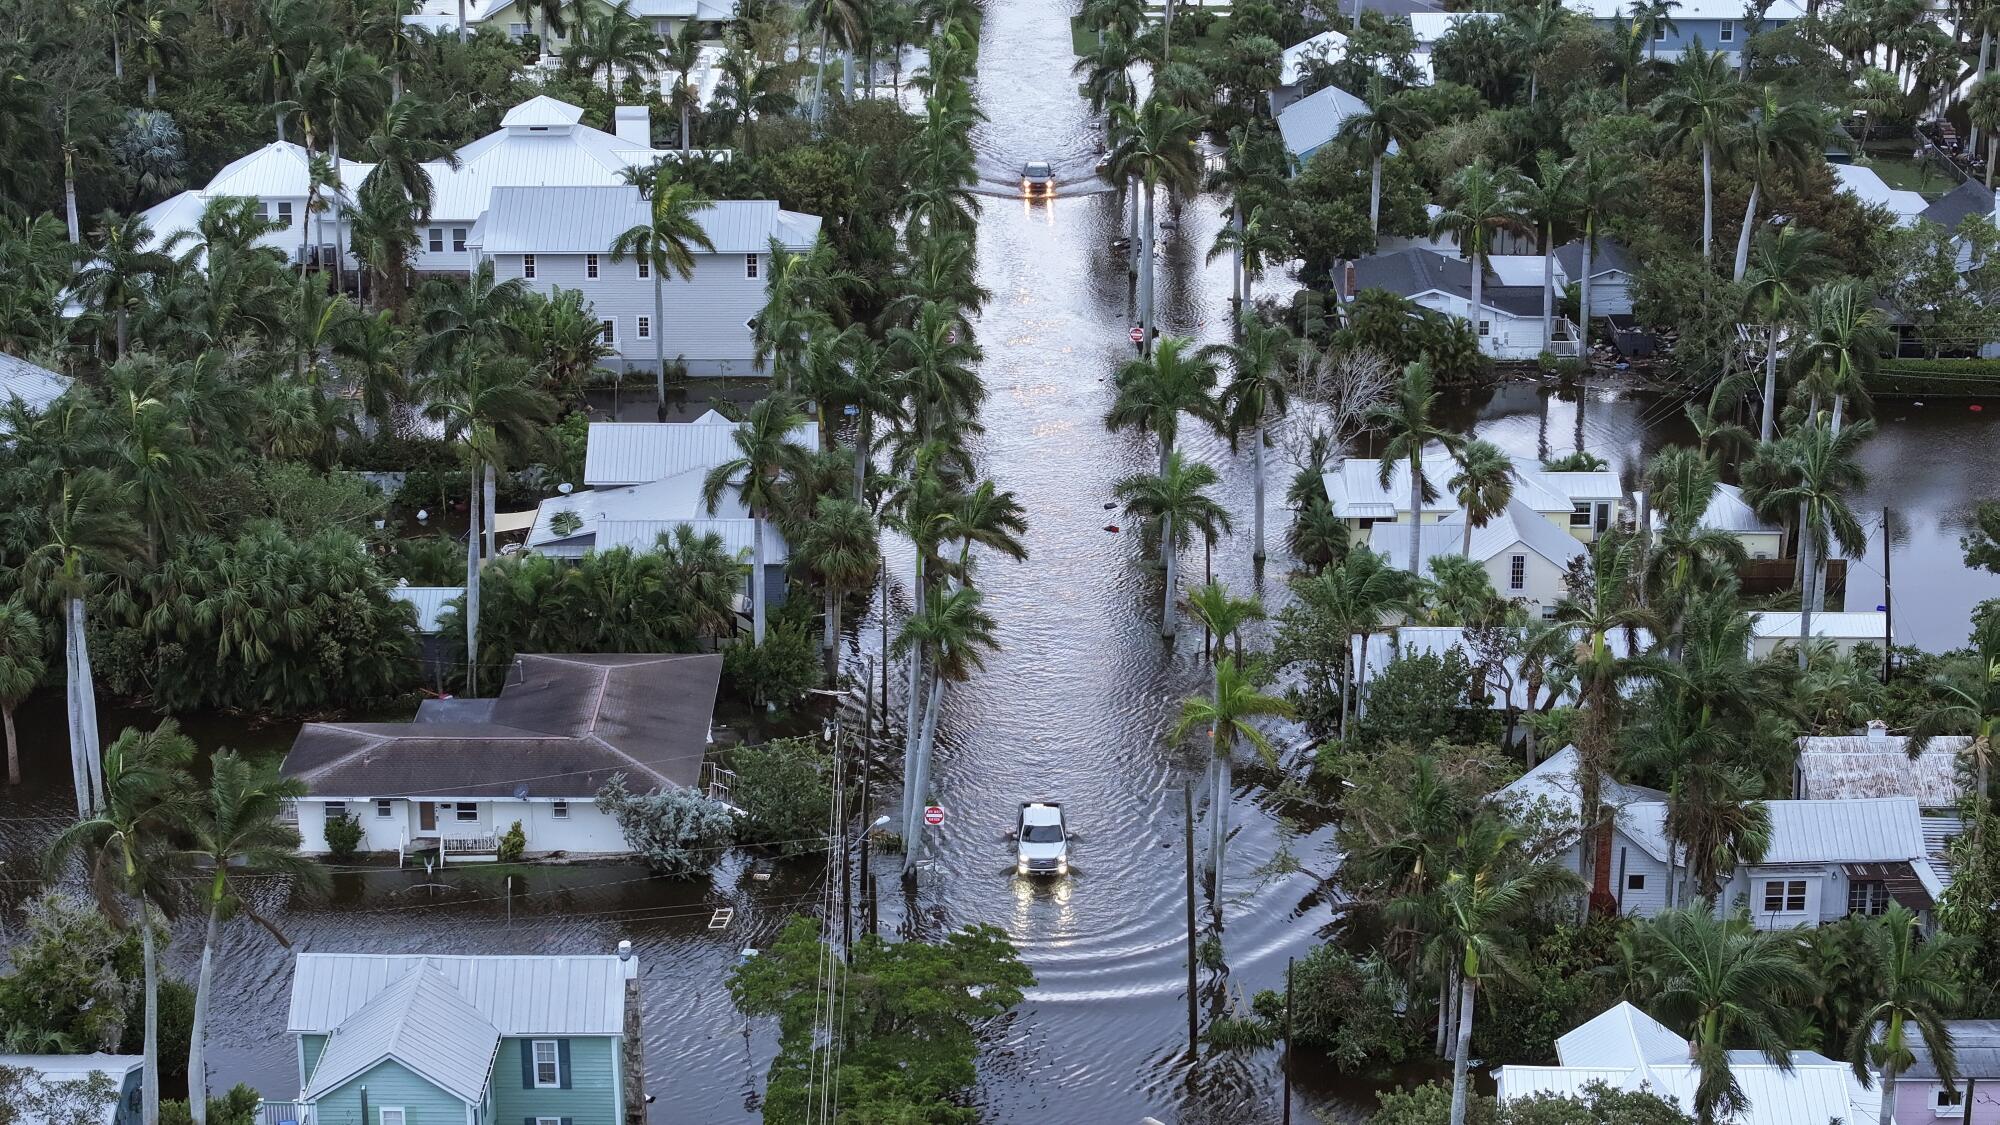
[[1897, 1021, 2000, 1124]]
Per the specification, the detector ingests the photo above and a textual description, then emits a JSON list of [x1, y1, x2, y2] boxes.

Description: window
[[1653, 22, 1666, 41], [552, 799, 570, 820], [600, 318, 616, 344], [1540, 604, 1558, 621], [376, 798, 393, 818], [427, 228, 443, 253], [1477, 319, 1491, 337], [1508, 554, 1526, 591], [746, 253, 759, 279], [1937, 1086, 1966, 1117], [324, 801, 347, 821], [1849, 879, 1890, 916], [538, 1119, 563, 1125], [508, 20, 528, 37], [1626, 873, 1646, 891], [379, 1109, 406, 1125], [523, 254, 536, 279], [637, 257, 651, 279], [1570, 502, 1593, 527], [455, 802, 478, 822], [637, 316, 651, 339], [586, 253, 599, 279], [276, 201, 294, 224], [1762, 879, 1807, 913], [451, 228, 466, 253], [1719, 19, 1736, 41], [532, 1040, 561, 1087]]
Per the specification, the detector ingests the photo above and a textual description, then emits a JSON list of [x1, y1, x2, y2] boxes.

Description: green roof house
[[286, 950, 639, 1125]]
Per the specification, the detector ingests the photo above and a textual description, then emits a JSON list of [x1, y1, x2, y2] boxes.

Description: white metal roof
[[390, 586, 463, 634], [1368, 497, 1586, 573], [1498, 746, 1673, 860], [1795, 733, 1972, 805], [1407, 10, 1500, 42], [1563, 0, 1804, 20], [1278, 30, 1347, 85], [1555, 1002, 1690, 1068], [501, 95, 585, 130], [1832, 163, 1928, 225], [526, 470, 788, 562], [1749, 610, 1888, 641], [472, 186, 823, 254], [1485, 255, 1547, 287], [1673, 482, 1782, 536], [0, 353, 72, 416], [1756, 796, 1932, 865], [303, 965, 500, 1103], [1324, 456, 1615, 519], [1276, 84, 1384, 158], [1352, 626, 1655, 711], [581, 418, 819, 487], [288, 953, 631, 1036], [596, 517, 777, 559]]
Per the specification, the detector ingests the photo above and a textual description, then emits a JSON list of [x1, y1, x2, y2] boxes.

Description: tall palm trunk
[[1761, 325, 1780, 442], [1207, 744, 1231, 909], [64, 147, 82, 243], [1541, 222, 1555, 352], [1733, 181, 1761, 281], [482, 463, 497, 559], [465, 467, 481, 695], [1251, 424, 1267, 561], [4, 703, 19, 785], [1159, 439, 1176, 636], [140, 898, 162, 1125], [1469, 246, 1485, 356], [651, 268, 668, 415], [854, 409, 871, 501], [188, 880, 224, 1125], [812, 28, 830, 122], [1127, 176, 1140, 276], [680, 99, 691, 150], [1448, 977, 1475, 1125], [1140, 179, 1157, 353], [68, 596, 104, 816], [1579, 230, 1594, 358], [1231, 205, 1246, 307], [456, 0, 466, 43], [751, 512, 768, 644], [1798, 529, 1817, 670], [1700, 139, 1715, 260], [1369, 151, 1383, 234], [903, 671, 944, 875], [1406, 453, 1423, 576]]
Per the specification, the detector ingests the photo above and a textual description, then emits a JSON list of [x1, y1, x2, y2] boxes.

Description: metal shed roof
[[1749, 611, 1889, 641], [289, 952, 630, 1036], [389, 585, 463, 634], [1794, 734, 1971, 806], [303, 965, 500, 1102], [1278, 30, 1347, 85], [1276, 83, 1384, 158], [1756, 796, 1931, 865], [473, 186, 823, 255], [0, 353, 72, 418], [581, 418, 820, 487]]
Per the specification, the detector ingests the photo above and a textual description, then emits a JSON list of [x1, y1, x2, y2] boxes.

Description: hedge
[[1870, 357, 2000, 397]]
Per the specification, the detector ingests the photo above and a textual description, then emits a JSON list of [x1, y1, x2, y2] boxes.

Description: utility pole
[[838, 722, 853, 963], [1184, 783, 1197, 1054], [1881, 505, 1895, 684], [856, 768, 872, 944], [1281, 956, 1294, 1125]]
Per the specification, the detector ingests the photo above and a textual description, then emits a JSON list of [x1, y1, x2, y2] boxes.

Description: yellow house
[[1322, 456, 1624, 544]]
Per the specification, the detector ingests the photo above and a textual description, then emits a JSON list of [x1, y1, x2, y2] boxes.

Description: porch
[[255, 1101, 311, 1125]]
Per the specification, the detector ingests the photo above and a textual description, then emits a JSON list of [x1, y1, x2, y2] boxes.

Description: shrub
[[0, 892, 140, 1052], [723, 619, 820, 709], [498, 820, 527, 862], [1350, 648, 1497, 755], [0, 1065, 118, 1125], [596, 774, 737, 878], [1254, 942, 1415, 1074], [1873, 357, 2000, 396], [325, 813, 364, 861], [729, 737, 832, 855], [160, 1084, 261, 1125]]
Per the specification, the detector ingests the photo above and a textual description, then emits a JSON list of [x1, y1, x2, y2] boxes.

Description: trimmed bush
[[325, 813, 363, 862], [498, 820, 526, 862], [1872, 357, 2000, 396]]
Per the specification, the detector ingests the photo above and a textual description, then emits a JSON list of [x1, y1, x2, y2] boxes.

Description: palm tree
[[1630, 0, 1681, 61], [1291, 547, 1410, 740], [1623, 905, 1814, 1125], [795, 496, 880, 677], [1731, 85, 1828, 281], [1517, 152, 1576, 351], [1206, 313, 1296, 562], [611, 167, 715, 416], [1115, 451, 1234, 637], [714, 41, 797, 160], [1447, 439, 1514, 557], [895, 583, 999, 874], [702, 394, 813, 646], [1185, 581, 1264, 663], [1969, 75, 2000, 190], [803, 0, 869, 114], [1651, 44, 1746, 261], [1569, 153, 1639, 354], [1337, 76, 1424, 237], [1430, 160, 1529, 353], [73, 212, 169, 358], [660, 22, 703, 149], [1844, 905, 1963, 1125], [1741, 225, 1832, 442], [1171, 656, 1292, 917], [0, 599, 45, 786], [1906, 627, 2000, 820], [12, 470, 141, 818], [1105, 97, 1206, 351], [1206, 204, 1288, 309], [1365, 361, 1462, 576], [1767, 422, 1871, 666], [46, 721, 195, 1125], [889, 298, 985, 443], [1205, 125, 1286, 308], [182, 751, 327, 1125], [575, 0, 660, 97], [1792, 280, 1892, 434]]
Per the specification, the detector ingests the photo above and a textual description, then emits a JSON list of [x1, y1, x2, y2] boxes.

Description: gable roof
[[1346, 248, 1548, 316], [1831, 163, 1928, 225], [471, 186, 823, 254], [1368, 497, 1587, 573], [1903, 1020, 2000, 1080], [1552, 237, 1633, 281], [1407, 10, 1501, 42], [1555, 1002, 1689, 1068], [1694, 482, 1781, 536], [1498, 745, 1672, 860], [1794, 733, 1972, 805], [0, 353, 73, 417], [280, 653, 721, 797], [1757, 796, 1933, 865], [303, 966, 500, 1103], [1919, 178, 1995, 234], [1277, 84, 1383, 158], [1278, 30, 1347, 85], [1749, 610, 1888, 643], [289, 953, 631, 1036], [581, 417, 821, 487]]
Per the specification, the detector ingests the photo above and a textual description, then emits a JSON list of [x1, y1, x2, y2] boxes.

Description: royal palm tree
[[803, 0, 869, 114], [1448, 439, 1514, 557], [715, 41, 797, 160], [1115, 451, 1233, 637], [1970, 75, 2000, 190], [1730, 85, 1827, 280], [895, 582, 999, 874], [889, 298, 984, 442], [1569, 152, 1639, 353], [73, 212, 169, 358], [1105, 97, 1206, 350], [1764, 421, 1870, 666], [0, 599, 45, 786], [1205, 125, 1287, 307], [182, 751, 327, 1125], [702, 394, 813, 646], [1185, 581, 1264, 663], [1623, 905, 1814, 1125], [1338, 76, 1425, 237], [1517, 152, 1576, 351], [575, 1, 660, 97], [1366, 361, 1461, 576], [1206, 313, 1296, 562], [661, 22, 703, 149], [1171, 655, 1292, 918], [1849, 906, 1964, 1125], [611, 167, 715, 415], [794, 496, 879, 678], [47, 721, 195, 1125], [1651, 44, 1747, 261], [1792, 280, 1892, 434], [1290, 547, 1410, 740], [1631, 0, 1681, 61], [1430, 160, 1529, 353], [1206, 204, 1288, 309], [1741, 225, 1832, 442]]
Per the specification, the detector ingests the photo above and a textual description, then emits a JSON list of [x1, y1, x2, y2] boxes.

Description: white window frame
[[637, 316, 651, 340], [586, 253, 600, 279], [455, 802, 478, 823], [552, 799, 570, 820], [376, 798, 393, 818], [324, 800, 348, 821], [1508, 554, 1526, 591], [537, 1118, 563, 1125], [1477, 318, 1491, 337], [1762, 878, 1807, 913], [1570, 501, 1593, 528], [1936, 1085, 1966, 1117], [427, 228, 443, 253], [637, 257, 651, 279], [1539, 604, 1558, 621], [1718, 19, 1735, 41], [451, 227, 467, 252], [1653, 23, 1667, 41], [379, 1108, 406, 1125], [531, 1040, 561, 1087], [1849, 879, 1890, 916], [523, 254, 537, 279], [601, 318, 616, 344], [746, 253, 759, 279], [508, 20, 529, 37], [276, 201, 294, 224]]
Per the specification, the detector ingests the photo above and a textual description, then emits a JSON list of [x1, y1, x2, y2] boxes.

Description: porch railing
[[256, 1101, 311, 1125]]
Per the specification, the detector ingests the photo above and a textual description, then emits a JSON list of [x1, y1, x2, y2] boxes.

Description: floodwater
[[4, 0, 2000, 1121]]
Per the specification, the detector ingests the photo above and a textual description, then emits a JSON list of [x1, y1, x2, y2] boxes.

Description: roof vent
[[1867, 719, 1889, 745], [614, 106, 650, 148], [617, 939, 633, 961]]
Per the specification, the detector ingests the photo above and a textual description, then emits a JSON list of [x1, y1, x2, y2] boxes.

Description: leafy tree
[[1847, 905, 1964, 1125], [1252, 942, 1415, 1073], [0, 891, 140, 1053], [728, 737, 832, 856], [596, 774, 737, 878], [1351, 649, 1492, 758], [0, 1066, 118, 1125]]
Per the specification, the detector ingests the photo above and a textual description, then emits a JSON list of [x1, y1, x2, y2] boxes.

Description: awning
[[491, 510, 538, 534], [1843, 861, 1935, 911]]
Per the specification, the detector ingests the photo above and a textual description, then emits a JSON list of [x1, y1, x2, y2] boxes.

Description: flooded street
[[3, 0, 1999, 1120]]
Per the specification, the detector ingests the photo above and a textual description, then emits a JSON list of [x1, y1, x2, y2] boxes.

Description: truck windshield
[[1022, 823, 1064, 843]]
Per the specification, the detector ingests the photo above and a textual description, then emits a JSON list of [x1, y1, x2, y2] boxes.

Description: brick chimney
[[1343, 260, 1358, 299]]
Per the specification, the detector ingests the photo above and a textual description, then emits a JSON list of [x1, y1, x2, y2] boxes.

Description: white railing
[[256, 1101, 311, 1125]]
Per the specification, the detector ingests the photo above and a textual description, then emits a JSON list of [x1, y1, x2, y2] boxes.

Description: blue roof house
[[285, 951, 640, 1125], [1276, 85, 1390, 168], [1565, 0, 1804, 58]]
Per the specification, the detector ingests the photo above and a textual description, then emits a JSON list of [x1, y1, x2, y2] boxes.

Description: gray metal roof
[[389, 585, 463, 634], [280, 653, 722, 797], [1918, 178, 1994, 233], [303, 965, 500, 1102], [1795, 734, 1971, 806], [582, 417, 819, 488], [473, 185, 823, 254], [1552, 238, 1633, 281], [1758, 796, 1931, 865], [1276, 83, 1384, 158], [1901, 1021, 2000, 1080], [289, 952, 631, 1036]]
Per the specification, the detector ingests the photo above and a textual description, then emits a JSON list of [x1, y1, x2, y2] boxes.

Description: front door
[[419, 802, 436, 832]]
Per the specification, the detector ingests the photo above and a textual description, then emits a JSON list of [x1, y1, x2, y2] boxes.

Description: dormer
[[501, 95, 586, 136]]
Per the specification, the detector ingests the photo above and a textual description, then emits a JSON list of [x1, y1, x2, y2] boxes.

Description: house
[[1832, 162, 1929, 226], [1797, 723, 1973, 889], [402, 0, 736, 44], [0, 1054, 145, 1125], [1407, 12, 1500, 83], [1562, 0, 1804, 59], [1648, 481, 1783, 560], [1895, 1021, 2000, 1123], [1350, 628, 1655, 716], [525, 410, 820, 607], [1341, 248, 1582, 358], [280, 652, 722, 860], [1552, 237, 1636, 317], [1916, 178, 1997, 273], [285, 950, 640, 1125], [1270, 30, 1348, 112], [1500, 750, 1945, 926], [1748, 610, 1889, 659], [1495, 1002, 1879, 1125], [137, 139, 367, 268], [1322, 455, 1621, 542], [1368, 497, 1586, 617], [469, 185, 822, 376], [1276, 84, 1384, 166]]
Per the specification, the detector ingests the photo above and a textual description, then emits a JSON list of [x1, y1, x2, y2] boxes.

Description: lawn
[[1069, 11, 1235, 58], [1860, 154, 1959, 198]]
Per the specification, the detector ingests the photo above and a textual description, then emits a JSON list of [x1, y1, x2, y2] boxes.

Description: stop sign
[[923, 805, 945, 826], [1129, 325, 1144, 343]]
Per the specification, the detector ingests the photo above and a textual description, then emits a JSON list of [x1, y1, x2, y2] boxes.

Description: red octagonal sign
[[923, 805, 945, 826]]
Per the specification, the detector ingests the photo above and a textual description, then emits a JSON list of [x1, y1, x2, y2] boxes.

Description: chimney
[[617, 938, 639, 979], [614, 106, 650, 148], [1867, 718, 1888, 745], [1343, 260, 1358, 299]]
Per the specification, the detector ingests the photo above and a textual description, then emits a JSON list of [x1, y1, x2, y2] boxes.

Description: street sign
[[1129, 326, 1144, 343], [923, 805, 945, 826]]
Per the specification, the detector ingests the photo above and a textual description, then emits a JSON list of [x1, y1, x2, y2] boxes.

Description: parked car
[[1021, 161, 1056, 196], [1016, 801, 1068, 875]]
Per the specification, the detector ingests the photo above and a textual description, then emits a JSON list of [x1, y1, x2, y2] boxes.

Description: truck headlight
[[1056, 858, 1068, 875], [1016, 858, 1029, 874]]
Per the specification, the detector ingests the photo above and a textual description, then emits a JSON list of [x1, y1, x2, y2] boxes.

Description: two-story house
[[1565, 0, 1803, 59], [1322, 455, 1622, 543], [1368, 498, 1586, 618], [284, 950, 640, 1125], [468, 186, 822, 376]]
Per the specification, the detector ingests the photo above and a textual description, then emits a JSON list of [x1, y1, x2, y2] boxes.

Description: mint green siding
[[490, 1037, 621, 1125], [302, 1034, 327, 1086], [311, 1059, 467, 1125]]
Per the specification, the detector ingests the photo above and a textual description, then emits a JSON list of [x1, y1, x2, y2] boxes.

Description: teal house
[[286, 951, 639, 1125]]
